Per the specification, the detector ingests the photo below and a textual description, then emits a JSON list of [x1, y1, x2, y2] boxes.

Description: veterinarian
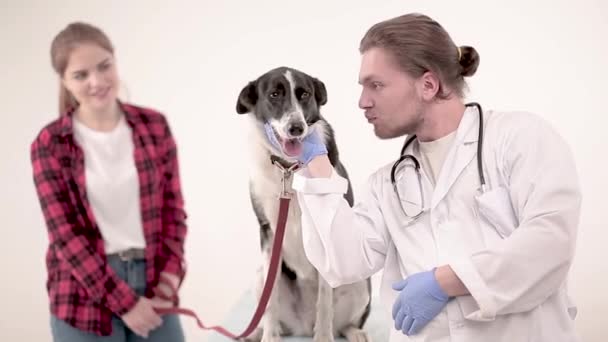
[[267, 13, 582, 341], [31, 22, 187, 341]]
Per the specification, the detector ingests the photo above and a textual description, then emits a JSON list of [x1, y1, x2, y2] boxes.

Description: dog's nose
[[288, 123, 305, 137]]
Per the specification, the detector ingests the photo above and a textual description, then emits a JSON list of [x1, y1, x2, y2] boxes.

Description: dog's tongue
[[282, 139, 302, 157]]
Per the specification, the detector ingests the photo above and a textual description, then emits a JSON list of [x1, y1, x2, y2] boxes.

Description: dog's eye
[[301, 91, 310, 99], [269, 92, 280, 99]]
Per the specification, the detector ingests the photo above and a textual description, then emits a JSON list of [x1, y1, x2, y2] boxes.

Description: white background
[[1, 0, 607, 341]]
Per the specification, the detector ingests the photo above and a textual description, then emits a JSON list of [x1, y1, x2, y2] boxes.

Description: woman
[[31, 22, 187, 341]]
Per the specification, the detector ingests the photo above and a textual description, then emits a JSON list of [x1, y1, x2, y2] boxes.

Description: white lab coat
[[291, 106, 582, 342]]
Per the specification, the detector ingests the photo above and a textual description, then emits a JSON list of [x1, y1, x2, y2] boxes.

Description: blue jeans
[[50, 255, 185, 342]]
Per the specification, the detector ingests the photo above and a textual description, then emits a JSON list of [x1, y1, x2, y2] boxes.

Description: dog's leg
[[249, 188, 282, 341], [260, 242, 282, 342], [340, 326, 370, 342], [313, 276, 335, 342]]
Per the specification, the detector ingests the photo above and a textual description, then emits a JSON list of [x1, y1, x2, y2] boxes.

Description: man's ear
[[236, 81, 258, 114], [312, 77, 327, 106], [420, 71, 440, 101]]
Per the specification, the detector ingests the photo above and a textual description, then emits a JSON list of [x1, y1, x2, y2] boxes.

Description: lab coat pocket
[[475, 186, 518, 239]]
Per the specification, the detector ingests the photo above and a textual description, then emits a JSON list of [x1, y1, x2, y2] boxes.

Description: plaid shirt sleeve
[[31, 133, 139, 316], [158, 116, 188, 284]]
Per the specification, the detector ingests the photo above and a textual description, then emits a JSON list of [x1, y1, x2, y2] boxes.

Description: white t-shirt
[[417, 130, 457, 187], [72, 115, 146, 254]]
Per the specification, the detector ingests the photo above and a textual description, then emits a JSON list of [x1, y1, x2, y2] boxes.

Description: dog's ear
[[236, 81, 258, 114], [312, 77, 327, 106]]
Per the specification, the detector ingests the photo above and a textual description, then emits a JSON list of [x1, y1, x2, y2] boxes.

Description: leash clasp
[[272, 159, 301, 198]]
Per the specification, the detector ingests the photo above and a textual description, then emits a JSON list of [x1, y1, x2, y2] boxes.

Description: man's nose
[[359, 90, 373, 109]]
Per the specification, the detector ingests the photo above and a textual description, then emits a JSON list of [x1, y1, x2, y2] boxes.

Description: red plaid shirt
[[30, 102, 188, 336]]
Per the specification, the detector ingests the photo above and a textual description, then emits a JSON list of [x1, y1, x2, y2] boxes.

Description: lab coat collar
[[430, 105, 481, 209], [459, 104, 481, 144]]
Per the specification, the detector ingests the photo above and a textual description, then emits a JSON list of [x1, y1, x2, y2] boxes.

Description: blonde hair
[[50, 22, 114, 115]]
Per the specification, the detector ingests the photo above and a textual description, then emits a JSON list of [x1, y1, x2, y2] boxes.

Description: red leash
[[153, 161, 299, 340]]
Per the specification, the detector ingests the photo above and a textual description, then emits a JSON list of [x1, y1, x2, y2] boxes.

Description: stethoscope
[[389, 102, 486, 219]]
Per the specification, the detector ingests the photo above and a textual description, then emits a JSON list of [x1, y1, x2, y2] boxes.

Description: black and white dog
[[235, 67, 372, 342]]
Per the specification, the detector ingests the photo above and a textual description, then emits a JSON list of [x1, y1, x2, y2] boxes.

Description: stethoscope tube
[[393, 102, 486, 191], [472, 102, 486, 191]]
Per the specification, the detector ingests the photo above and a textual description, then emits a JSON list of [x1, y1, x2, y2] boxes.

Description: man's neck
[[416, 98, 465, 142]]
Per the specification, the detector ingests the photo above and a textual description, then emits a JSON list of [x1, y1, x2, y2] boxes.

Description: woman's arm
[[158, 116, 188, 288], [31, 134, 138, 315]]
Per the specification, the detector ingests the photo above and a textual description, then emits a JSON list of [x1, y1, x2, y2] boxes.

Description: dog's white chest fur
[[249, 147, 318, 280]]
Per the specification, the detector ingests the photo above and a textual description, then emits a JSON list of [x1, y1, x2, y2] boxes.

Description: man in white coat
[[263, 13, 582, 342]]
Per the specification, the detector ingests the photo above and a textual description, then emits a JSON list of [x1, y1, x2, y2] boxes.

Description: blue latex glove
[[391, 269, 450, 336], [263, 122, 328, 165]]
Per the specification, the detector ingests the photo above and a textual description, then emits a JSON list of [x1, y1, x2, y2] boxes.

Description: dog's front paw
[[313, 332, 335, 342], [341, 327, 371, 342], [261, 330, 282, 342], [260, 335, 282, 342]]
